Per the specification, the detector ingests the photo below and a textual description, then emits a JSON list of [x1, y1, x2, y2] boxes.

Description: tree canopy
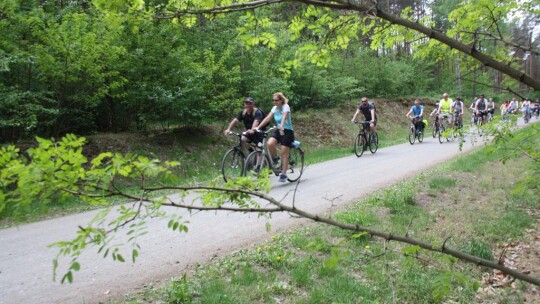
[[0, 0, 538, 139]]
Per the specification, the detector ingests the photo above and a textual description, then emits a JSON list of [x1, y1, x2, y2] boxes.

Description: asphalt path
[[0, 129, 493, 303]]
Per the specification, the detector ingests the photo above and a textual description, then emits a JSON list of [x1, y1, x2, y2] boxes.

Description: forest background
[[1, 0, 539, 143]]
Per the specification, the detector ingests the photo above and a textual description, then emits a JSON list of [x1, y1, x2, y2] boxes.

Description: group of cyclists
[[500, 97, 540, 122], [224, 93, 295, 183], [405, 93, 540, 134], [224, 93, 539, 183]]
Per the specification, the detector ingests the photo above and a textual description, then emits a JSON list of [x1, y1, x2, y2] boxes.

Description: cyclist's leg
[[279, 130, 295, 177], [267, 137, 279, 161], [280, 145, 290, 174], [240, 134, 252, 150]]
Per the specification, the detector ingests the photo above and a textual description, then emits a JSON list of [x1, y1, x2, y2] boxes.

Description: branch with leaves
[[148, 0, 540, 90]]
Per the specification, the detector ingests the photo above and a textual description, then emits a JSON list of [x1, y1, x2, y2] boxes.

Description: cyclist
[[521, 98, 532, 122], [351, 96, 377, 134], [474, 94, 489, 125], [487, 98, 496, 120], [429, 103, 440, 135], [405, 98, 424, 133], [224, 97, 265, 149], [469, 97, 478, 124], [257, 92, 295, 183], [508, 97, 519, 114], [452, 97, 465, 127], [437, 93, 454, 127], [533, 99, 540, 117], [500, 100, 510, 116]]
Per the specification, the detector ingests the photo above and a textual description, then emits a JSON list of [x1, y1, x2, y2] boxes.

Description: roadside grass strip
[[120, 144, 538, 304]]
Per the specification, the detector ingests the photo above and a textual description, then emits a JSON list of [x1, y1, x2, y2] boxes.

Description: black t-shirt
[[358, 103, 376, 121], [235, 108, 265, 130]]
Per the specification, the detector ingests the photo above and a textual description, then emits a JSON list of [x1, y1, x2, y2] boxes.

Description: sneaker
[[278, 174, 287, 183]]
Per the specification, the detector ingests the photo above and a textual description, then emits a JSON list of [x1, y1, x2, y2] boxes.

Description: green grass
[[117, 142, 538, 303]]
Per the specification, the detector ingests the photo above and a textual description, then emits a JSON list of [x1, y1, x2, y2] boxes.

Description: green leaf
[[132, 249, 138, 263], [402, 245, 421, 255], [70, 262, 80, 271]]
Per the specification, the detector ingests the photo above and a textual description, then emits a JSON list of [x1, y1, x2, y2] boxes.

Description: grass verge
[[117, 141, 539, 303]]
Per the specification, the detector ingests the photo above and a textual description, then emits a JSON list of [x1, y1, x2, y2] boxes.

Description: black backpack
[[242, 108, 265, 120]]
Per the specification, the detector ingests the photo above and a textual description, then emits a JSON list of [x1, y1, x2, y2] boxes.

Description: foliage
[[4, 0, 537, 138]]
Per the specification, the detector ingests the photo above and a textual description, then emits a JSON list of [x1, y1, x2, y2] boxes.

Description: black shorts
[[243, 132, 264, 144], [362, 118, 377, 130], [271, 129, 295, 147]]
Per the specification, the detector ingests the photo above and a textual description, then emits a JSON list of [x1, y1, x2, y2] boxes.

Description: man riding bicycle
[[475, 94, 489, 125], [437, 93, 454, 127], [405, 98, 424, 133], [351, 97, 377, 133], [224, 97, 266, 149], [508, 97, 519, 115]]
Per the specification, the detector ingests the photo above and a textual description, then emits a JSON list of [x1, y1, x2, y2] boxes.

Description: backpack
[[242, 108, 266, 121]]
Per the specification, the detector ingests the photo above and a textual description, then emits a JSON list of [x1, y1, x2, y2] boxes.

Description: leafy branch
[[150, 0, 540, 89]]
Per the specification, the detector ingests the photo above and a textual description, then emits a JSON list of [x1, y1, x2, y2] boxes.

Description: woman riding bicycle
[[257, 92, 295, 183], [452, 97, 465, 127]]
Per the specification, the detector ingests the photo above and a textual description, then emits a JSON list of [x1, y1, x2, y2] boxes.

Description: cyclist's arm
[[405, 109, 412, 117], [351, 109, 360, 122], [279, 111, 289, 131], [224, 118, 239, 135], [370, 109, 375, 122], [257, 111, 274, 130]]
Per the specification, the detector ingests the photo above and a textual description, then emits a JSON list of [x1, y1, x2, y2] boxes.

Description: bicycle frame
[[244, 127, 305, 182], [221, 131, 257, 182]]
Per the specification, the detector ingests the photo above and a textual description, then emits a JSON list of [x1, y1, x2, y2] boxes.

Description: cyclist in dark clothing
[[351, 97, 377, 133], [224, 97, 265, 146]]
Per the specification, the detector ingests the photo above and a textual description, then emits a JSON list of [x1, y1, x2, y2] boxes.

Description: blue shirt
[[411, 105, 424, 116], [271, 104, 293, 130]]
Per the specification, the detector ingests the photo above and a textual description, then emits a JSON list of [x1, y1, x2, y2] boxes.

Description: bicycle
[[353, 121, 378, 157], [487, 110, 494, 123], [523, 107, 532, 124], [407, 115, 424, 145], [221, 131, 257, 182], [431, 114, 440, 138], [436, 114, 452, 144], [243, 127, 305, 183]]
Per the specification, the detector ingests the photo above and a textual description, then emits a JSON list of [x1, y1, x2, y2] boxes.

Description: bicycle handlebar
[[252, 126, 278, 134], [353, 120, 371, 124]]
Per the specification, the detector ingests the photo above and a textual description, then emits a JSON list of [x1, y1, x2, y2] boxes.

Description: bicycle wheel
[[354, 133, 365, 157], [369, 132, 378, 153], [243, 151, 271, 179], [417, 128, 424, 143], [286, 148, 304, 182], [432, 121, 437, 138], [438, 125, 445, 144], [221, 148, 245, 183], [408, 126, 416, 145]]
